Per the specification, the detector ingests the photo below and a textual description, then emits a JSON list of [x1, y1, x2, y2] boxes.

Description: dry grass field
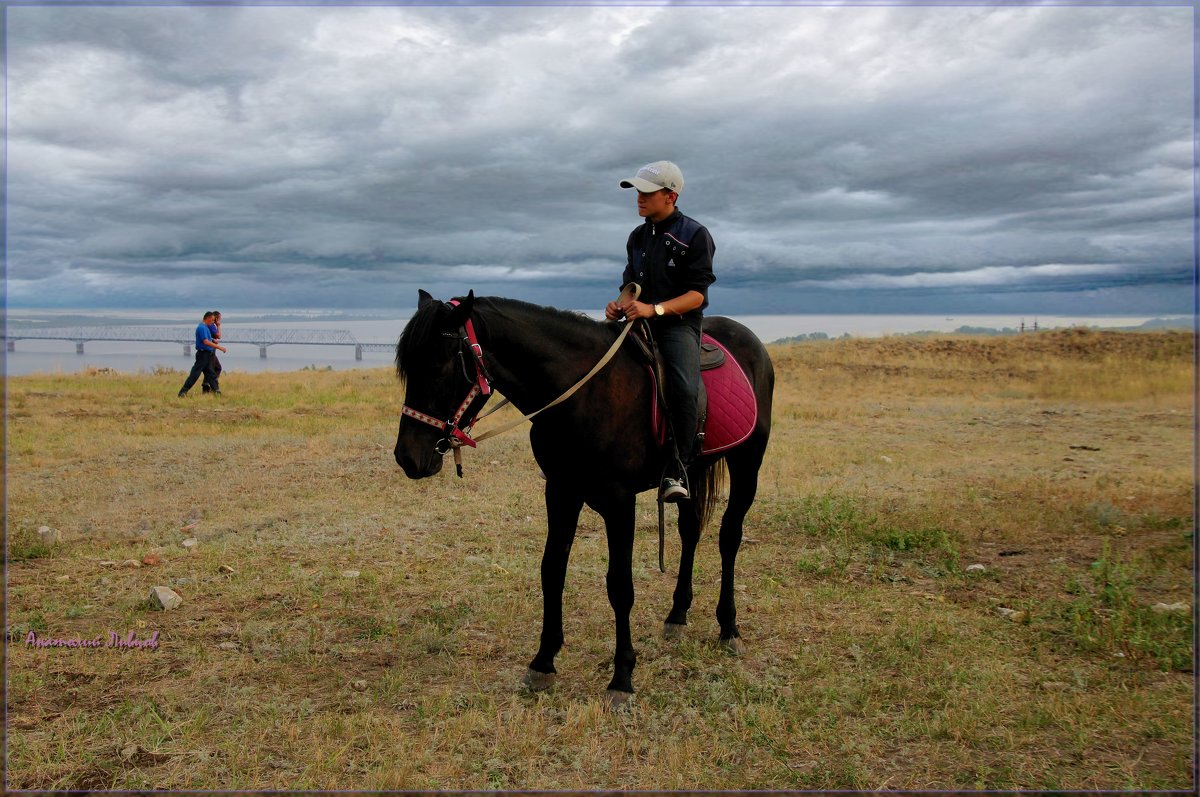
[[5, 328, 1195, 790]]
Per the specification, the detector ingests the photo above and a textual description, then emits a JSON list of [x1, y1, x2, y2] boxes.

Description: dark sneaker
[[661, 477, 689, 503]]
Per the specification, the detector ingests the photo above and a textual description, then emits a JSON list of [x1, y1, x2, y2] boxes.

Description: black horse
[[394, 291, 774, 704]]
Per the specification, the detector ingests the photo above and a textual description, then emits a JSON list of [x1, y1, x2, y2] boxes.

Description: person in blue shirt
[[202, 310, 223, 393], [177, 311, 227, 397]]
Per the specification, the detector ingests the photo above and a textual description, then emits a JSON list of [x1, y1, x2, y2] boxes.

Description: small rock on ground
[[995, 606, 1028, 622], [150, 585, 183, 610]]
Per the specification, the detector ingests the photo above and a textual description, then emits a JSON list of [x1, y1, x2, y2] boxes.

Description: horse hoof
[[523, 668, 556, 692], [720, 636, 746, 656], [603, 689, 634, 712], [663, 622, 687, 640]]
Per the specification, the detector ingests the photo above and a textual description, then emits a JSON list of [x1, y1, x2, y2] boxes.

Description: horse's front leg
[[525, 478, 582, 691], [595, 492, 637, 704]]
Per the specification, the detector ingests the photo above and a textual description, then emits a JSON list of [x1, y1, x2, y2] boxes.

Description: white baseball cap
[[620, 160, 684, 194]]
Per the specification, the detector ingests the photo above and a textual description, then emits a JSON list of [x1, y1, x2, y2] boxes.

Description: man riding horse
[[605, 160, 715, 503]]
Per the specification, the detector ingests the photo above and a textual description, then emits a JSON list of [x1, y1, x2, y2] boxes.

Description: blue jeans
[[654, 321, 701, 466]]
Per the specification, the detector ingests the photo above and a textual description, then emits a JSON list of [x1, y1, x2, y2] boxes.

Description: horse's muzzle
[[394, 443, 443, 479]]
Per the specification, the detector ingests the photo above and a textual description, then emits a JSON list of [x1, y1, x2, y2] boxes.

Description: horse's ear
[[417, 289, 435, 309], [448, 290, 475, 327]]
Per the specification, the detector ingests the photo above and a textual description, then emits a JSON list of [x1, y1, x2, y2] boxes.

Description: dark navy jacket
[[621, 209, 716, 332]]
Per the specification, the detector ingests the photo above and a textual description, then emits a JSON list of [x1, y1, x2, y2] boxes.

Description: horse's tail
[[698, 459, 727, 530]]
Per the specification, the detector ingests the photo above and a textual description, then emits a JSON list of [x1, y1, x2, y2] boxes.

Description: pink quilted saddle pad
[[698, 332, 758, 454], [649, 332, 758, 455]]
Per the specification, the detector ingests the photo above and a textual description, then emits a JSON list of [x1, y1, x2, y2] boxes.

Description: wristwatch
[[654, 304, 666, 317]]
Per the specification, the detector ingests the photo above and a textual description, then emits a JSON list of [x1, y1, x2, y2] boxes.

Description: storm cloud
[[5, 3, 1193, 315]]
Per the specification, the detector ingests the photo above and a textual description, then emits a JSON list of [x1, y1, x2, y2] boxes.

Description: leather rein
[[401, 286, 641, 477]]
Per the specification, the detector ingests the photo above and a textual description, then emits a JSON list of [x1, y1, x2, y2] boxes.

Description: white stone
[[37, 526, 61, 545], [340, 570, 360, 579], [966, 564, 986, 573], [1151, 602, 1190, 615], [150, 585, 183, 610], [181, 538, 199, 549]]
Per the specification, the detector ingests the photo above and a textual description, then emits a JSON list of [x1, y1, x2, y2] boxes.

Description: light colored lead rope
[[471, 284, 641, 444]]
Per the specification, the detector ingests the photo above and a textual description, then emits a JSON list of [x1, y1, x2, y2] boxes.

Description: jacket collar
[[646, 208, 681, 228]]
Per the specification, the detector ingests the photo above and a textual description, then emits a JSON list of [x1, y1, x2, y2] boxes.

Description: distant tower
[[1020, 319, 1025, 334], [1033, 318, 1039, 332]]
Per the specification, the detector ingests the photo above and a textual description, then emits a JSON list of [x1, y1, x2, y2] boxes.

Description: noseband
[[400, 302, 493, 458]]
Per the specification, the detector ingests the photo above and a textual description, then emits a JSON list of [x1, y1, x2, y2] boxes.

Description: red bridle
[[400, 305, 492, 453]]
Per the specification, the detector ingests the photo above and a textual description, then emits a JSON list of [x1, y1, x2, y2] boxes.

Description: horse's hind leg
[[716, 437, 766, 654], [664, 471, 705, 637], [526, 479, 582, 691]]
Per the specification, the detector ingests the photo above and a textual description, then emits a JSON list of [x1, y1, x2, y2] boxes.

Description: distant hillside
[[772, 316, 1192, 343], [1134, 316, 1192, 331]]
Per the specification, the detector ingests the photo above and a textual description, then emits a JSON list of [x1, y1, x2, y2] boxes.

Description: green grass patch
[[1046, 539, 1194, 672], [778, 492, 959, 563], [8, 523, 57, 561]]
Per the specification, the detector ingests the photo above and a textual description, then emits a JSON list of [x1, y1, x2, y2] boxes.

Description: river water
[[2, 308, 1182, 377]]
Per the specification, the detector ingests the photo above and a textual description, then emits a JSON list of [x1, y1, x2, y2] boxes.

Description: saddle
[[628, 323, 758, 455]]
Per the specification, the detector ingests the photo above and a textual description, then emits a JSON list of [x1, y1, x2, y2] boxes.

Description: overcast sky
[[5, 1, 1194, 316]]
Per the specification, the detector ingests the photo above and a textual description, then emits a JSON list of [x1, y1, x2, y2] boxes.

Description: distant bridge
[[2, 326, 397, 360]]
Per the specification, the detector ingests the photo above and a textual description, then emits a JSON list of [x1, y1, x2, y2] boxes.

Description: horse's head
[[393, 290, 479, 478]]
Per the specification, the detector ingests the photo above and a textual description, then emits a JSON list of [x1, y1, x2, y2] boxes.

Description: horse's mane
[[395, 300, 446, 381], [474, 296, 603, 331], [395, 295, 611, 380]]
